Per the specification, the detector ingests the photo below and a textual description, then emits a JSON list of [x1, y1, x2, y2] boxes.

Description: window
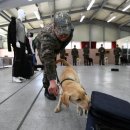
[[65, 41, 81, 49], [96, 41, 112, 49]]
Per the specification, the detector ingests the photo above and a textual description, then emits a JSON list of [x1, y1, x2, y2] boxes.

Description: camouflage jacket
[[36, 23, 73, 80], [98, 47, 105, 55], [83, 47, 89, 56], [114, 47, 122, 56], [60, 49, 66, 58], [71, 48, 79, 57]]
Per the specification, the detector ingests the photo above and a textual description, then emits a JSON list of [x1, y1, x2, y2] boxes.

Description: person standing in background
[[60, 48, 66, 65], [28, 32, 37, 68], [71, 45, 79, 66], [83, 44, 89, 65], [98, 44, 105, 65], [8, 9, 26, 83], [114, 44, 122, 65]]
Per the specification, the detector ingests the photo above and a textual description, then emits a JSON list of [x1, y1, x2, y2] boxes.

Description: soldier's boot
[[43, 77, 56, 100]]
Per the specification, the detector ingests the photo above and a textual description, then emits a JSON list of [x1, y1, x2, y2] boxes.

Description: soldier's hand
[[48, 80, 58, 96]]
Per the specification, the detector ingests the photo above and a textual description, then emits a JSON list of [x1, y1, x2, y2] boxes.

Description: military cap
[[54, 11, 73, 35]]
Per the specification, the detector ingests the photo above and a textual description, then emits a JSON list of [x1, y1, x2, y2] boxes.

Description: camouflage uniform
[[114, 46, 122, 65], [98, 46, 105, 65], [36, 23, 73, 89], [60, 49, 66, 65], [83, 46, 89, 65], [71, 47, 79, 66]]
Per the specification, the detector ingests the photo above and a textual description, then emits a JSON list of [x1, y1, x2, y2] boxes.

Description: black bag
[[86, 91, 130, 130], [23, 54, 34, 79]]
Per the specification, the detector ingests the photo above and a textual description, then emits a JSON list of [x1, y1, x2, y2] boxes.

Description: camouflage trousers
[[42, 73, 49, 89]]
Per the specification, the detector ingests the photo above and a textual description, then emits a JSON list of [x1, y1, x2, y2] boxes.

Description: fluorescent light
[[34, 11, 40, 20], [40, 24, 44, 28], [28, 0, 33, 1], [107, 16, 116, 23], [122, 4, 130, 11], [80, 15, 85, 22], [87, 0, 95, 10]]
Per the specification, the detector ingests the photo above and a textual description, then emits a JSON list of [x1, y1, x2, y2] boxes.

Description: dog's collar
[[60, 78, 75, 86]]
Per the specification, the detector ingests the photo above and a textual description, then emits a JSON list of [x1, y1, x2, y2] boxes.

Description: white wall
[[120, 31, 130, 39], [116, 36, 130, 48], [105, 26, 119, 41], [72, 24, 89, 41], [72, 24, 130, 42], [1, 23, 130, 58], [91, 25, 103, 41]]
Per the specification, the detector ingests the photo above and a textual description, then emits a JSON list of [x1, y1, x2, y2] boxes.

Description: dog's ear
[[61, 92, 70, 107]]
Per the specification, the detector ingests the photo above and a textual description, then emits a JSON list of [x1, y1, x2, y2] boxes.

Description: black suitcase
[[86, 91, 130, 130], [22, 54, 34, 79]]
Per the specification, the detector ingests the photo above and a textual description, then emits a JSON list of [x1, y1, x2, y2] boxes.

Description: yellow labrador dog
[[55, 59, 90, 115]]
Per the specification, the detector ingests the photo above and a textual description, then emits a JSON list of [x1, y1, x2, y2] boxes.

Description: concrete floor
[[0, 65, 130, 130]]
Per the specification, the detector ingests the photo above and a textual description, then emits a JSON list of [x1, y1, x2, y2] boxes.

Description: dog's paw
[[77, 107, 83, 116], [85, 110, 88, 115], [54, 107, 61, 113]]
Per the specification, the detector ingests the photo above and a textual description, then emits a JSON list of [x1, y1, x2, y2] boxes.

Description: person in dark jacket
[[35, 11, 74, 100], [7, 9, 28, 82], [60, 49, 66, 65], [83, 44, 89, 65], [114, 44, 122, 65], [71, 45, 79, 66], [98, 44, 105, 65]]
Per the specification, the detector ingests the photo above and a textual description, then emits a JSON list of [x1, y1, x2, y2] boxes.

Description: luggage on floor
[[86, 91, 130, 130], [22, 54, 34, 79]]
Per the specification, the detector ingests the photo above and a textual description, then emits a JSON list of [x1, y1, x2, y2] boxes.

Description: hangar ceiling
[[1, 0, 130, 38]]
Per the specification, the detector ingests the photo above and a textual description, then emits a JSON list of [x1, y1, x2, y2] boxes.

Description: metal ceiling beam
[[1, 5, 130, 31], [103, 0, 127, 20], [116, 0, 127, 9], [69, 0, 73, 12], [70, 5, 100, 14], [103, 6, 130, 15], [0, 0, 48, 11], [0, 6, 100, 28], [0, 11, 10, 22], [114, 15, 126, 22], [1, 28, 7, 32], [117, 0, 130, 27], [120, 20, 130, 27], [1, 11, 11, 20], [35, 3, 42, 19], [89, 0, 108, 21], [28, 18, 130, 33], [53, 0, 56, 14], [28, 23, 34, 29]]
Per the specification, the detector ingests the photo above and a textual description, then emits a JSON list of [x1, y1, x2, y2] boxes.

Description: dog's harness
[[60, 78, 75, 86], [56, 71, 87, 96], [56, 71, 75, 87]]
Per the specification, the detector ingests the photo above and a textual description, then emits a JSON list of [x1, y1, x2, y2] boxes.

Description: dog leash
[[56, 71, 61, 88]]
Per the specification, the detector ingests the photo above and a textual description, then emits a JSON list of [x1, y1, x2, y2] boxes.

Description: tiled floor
[[0, 65, 130, 130]]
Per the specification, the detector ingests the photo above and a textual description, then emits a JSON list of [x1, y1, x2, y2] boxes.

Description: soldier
[[114, 44, 122, 65], [35, 11, 74, 100], [71, 45, 79, 66], [60, 48, 66, 65], [83, 44, 89, 65], [98, 44, 105, 65]]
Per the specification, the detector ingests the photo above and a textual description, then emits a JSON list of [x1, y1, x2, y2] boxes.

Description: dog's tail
[[56, 59, 71, 66]]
